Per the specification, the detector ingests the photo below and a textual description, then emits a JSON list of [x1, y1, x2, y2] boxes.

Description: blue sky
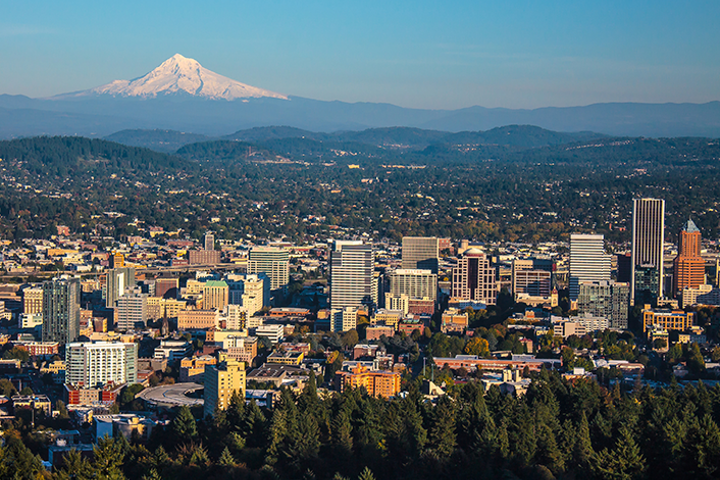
[[2, 1, 719, 109]]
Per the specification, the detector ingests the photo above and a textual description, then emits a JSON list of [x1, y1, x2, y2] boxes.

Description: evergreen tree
[[172, 406, 198, 445], [91, 436, 127, 480], [55, 448, 92, 480], [218, 446, 237, 467]]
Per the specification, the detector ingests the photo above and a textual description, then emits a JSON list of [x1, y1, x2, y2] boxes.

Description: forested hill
[[0, 136, 189, 179], [105, 124, 608, 153]]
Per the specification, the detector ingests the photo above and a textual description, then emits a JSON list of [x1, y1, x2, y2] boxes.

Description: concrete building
[[23, 286, 43, 315], [569, 234, 611, 300], [642, 306, 694, 333], [451, 248, 496, 305], [632, 198, 665, 304], [154, 277, 179, 298], [329, 307, 358, 333], [247, 247, 289, 298], [673, 219, 705, 298], [401, 237, 439, 274], [65, 341, 138, 388], [188, 249, 221, 265], [42, 276, 81, 345], [334, 365, 401, 398], [204, 359, 246, 418], [203, 280, 229, 311], [682, 284, 720, 307], [576, 281, 630, 330], [389, 269, 437, 301], [106, 268, 136, 309], [116, 287, 147, 331], [512, 260, 552, 299], [255, 324, 284, 344], [204, 231, 215, 251], [441, 308, 469, 333], [329, 241, 374, 310], [225, 273, 269, 314], [177, 309, 219, 330]]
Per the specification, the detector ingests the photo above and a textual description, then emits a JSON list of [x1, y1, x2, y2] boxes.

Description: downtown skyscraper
[[631, 198, 665, 304], [329, 241, 374, 310], [569, 234, 611, 300], [42, 276, 81, 345]]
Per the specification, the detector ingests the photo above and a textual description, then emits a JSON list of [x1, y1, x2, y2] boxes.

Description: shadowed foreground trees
[[4, 373, 720, 480]]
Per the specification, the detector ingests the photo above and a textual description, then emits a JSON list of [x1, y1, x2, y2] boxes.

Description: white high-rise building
[[116, 287, 148, 331], [248, 247, 289, 297], [329, 307, 358, 333], [389, 269, 437, 301], [65, 341, 138, 388], [329, 241, 374, 310], [631, 198, 666, 303], [569, 234, 611, 300]]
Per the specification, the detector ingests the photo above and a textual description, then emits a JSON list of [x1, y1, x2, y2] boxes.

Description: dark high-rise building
[[401, 237, 439, 274], [631, 198, 665, 304], [42, 276, 80, 345]]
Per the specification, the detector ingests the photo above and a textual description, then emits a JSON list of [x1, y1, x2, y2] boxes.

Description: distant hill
[[104, 129, 212, 153], [0, 136, 187, 179]]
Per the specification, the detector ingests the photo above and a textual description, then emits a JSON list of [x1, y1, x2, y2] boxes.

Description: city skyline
[[2, 1, 720, 109]]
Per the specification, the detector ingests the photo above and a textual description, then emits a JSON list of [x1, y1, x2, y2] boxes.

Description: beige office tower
[[631, 198, 665, 303], [204, 359, 246, 418], [451, 248, 497, 305], [389, 269, 437, 301], [401, 237, 439, 274], [23, 287, 44, 315], [203, 280, 230, 311], [248, 247, 290, 296]]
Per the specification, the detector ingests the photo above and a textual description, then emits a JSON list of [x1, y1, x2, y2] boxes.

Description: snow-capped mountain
[[61, 54, 288, 101]]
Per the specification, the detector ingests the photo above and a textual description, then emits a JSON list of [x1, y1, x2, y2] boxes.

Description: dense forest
[[3, 372, 720, 480], [0, 132, 718, 244]]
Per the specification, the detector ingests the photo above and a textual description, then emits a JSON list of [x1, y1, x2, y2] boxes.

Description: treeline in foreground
[[3, 371, 720, 480]]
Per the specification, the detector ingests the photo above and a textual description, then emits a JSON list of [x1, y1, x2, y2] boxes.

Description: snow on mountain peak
[[80, 54, 287, 101]]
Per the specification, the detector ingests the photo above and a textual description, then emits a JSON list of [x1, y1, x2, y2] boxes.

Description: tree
[[341, 330, 359, 348], [172, 406, 198, 444], [592, 427, 646, 480], [91, 436, 127, 480], [464, 337, 490, 357]]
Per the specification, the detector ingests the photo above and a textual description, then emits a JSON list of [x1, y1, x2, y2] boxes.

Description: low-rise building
[[334, 365, 401, 399]]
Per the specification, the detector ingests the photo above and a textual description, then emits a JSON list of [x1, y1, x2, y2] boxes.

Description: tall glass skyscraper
[[631, 198, 665, 304]]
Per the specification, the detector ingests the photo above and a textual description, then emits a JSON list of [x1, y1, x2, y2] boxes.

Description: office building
[[335, 365, 401, 398], [106, 268, 136, 308], [632, 198, 665, 303], [204, 231, 215, 251], [248, 247, 290, 297], [203, 280, 229, 311], [204, 359, 246, 418], [177, 309, 219, 330], [329, 307, 358, 333], [576, 281, 630, 330], [65, 341, 138, 388], [512, 259, 552, 298], [154, 277, 179, 298], [673, 219, 705, 298], [641, 306, 694, 333], [23, 286, 43, 315], [116, 287, 148, 331], [389, 268, 437, 301], [401, 237, 439, 274], [329, 241, 374, 310], [226, 273, 269, 316], [451, 248, 496, 305], [188, 249, 221, 265], [42, 276, 81, 345], [569, 234, 611, 300]]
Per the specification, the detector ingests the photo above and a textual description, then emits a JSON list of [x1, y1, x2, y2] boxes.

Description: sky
[[2, 1, 719, 110]]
